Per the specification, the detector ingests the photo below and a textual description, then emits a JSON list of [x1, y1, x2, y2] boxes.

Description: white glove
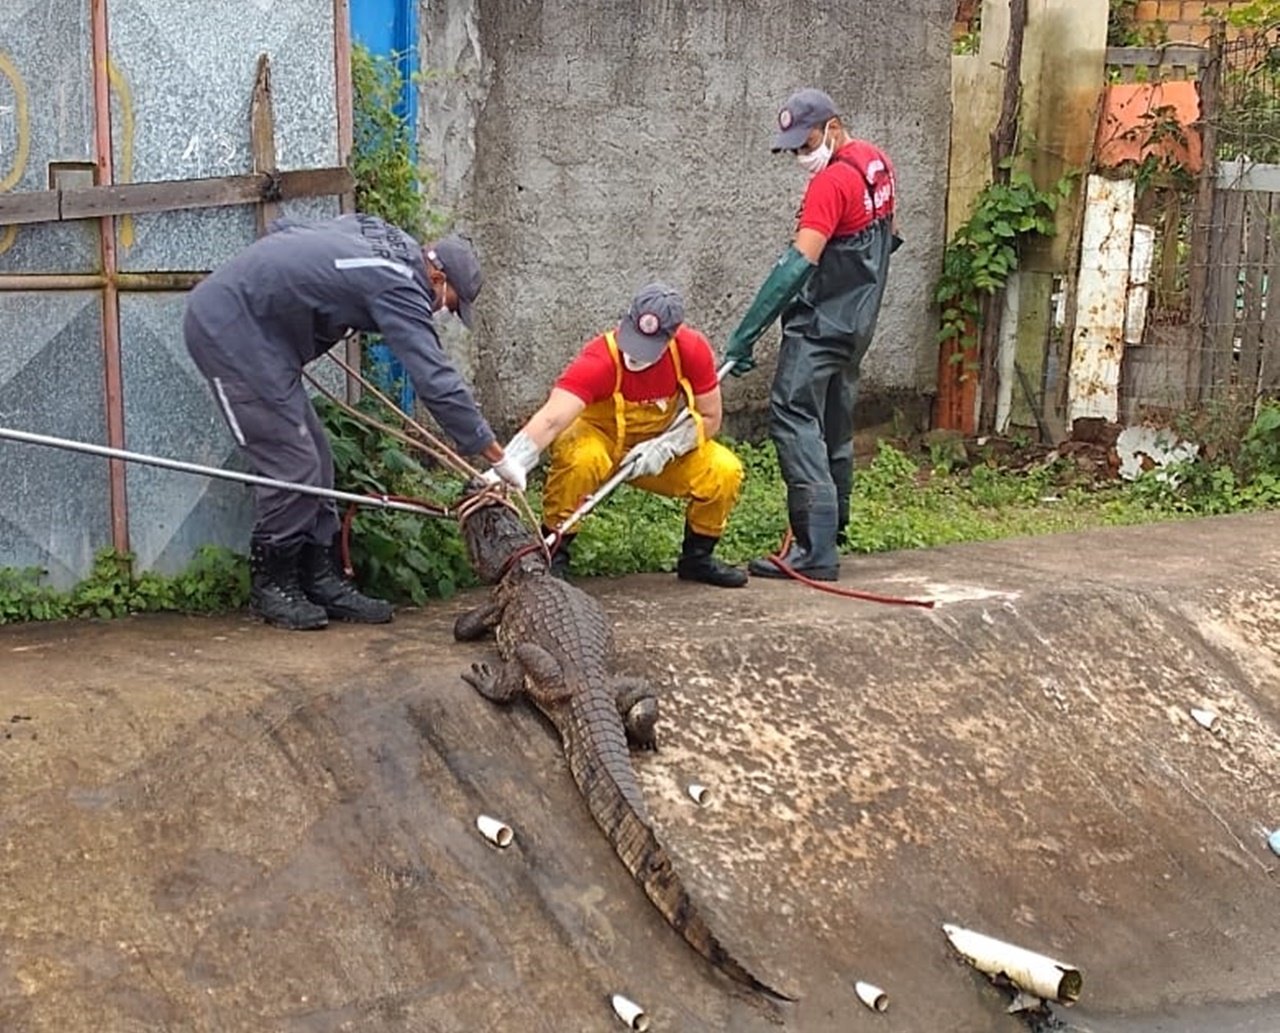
[[622, 419, 700, 481], [490, 452, 527, 490], [485, 430, 541, 491]]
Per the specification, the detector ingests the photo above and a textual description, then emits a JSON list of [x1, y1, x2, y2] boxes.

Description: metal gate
[[0, 0, 353, 585]]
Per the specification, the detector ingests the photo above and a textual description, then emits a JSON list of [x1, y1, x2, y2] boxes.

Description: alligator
[[454, 493, 792, 1002]]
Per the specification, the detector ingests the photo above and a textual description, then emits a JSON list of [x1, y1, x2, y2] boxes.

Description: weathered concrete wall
[[420, 0, 955, 438], [948, 0, 1109, 439]]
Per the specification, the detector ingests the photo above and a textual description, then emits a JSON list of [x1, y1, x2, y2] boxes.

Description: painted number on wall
[[0, 50, 31, 256]]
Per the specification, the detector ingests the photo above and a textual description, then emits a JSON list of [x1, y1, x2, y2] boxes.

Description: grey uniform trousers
[[185, 326, 340, 548]]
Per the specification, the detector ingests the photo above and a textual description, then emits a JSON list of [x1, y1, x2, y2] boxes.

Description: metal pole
[[547, 360, 735, 544], [0, 426, 451, 519]]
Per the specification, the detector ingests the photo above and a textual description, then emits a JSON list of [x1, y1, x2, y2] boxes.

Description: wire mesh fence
[[1125, 30, 1280, 424]]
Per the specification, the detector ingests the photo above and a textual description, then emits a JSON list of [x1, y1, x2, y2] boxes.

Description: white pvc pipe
[[855, 980, 888, 1012], [610, 993, 650, 1031], [686, 782, 711, 806], [943, 923, 1082, 1005], [475, 814, 513, 848]]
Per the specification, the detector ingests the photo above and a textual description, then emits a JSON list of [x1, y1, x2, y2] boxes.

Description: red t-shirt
[[555, 326, 719, 405], [798, 139, 896, 239]]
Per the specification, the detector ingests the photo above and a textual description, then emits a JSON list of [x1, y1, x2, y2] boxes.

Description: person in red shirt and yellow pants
[[489, 282, 747, 587], [723, 88, 899, 583]]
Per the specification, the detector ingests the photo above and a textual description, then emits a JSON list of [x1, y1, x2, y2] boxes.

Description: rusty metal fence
[[1119, 32, 1280, 421]]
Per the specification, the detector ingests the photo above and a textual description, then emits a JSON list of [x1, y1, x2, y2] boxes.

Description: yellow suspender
[[603, 331, 628, 454], [603, 330, 706, 450], [666, 337, 705, 445]]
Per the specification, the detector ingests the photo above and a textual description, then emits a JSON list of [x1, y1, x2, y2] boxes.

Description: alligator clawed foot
[[462, 661, 499, 697], [623, 698, 659, 752]]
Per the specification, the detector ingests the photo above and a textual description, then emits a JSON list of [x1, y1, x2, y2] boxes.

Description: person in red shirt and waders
[[486, 282, 747, 587], [723, 88, 899, 582]]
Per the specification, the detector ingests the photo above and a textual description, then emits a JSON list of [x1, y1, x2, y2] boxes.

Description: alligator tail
[[566, 733, 794, 1001]]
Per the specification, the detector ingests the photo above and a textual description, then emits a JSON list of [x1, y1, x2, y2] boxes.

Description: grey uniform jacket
[[184, 214, 494, 455]]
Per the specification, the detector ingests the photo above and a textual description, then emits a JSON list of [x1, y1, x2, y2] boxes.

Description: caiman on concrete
[[454, 494, 792, 1002]]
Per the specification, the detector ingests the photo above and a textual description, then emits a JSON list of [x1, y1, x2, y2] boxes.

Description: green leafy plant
[[0, 547, 248, 625], [1121, 104, 1197, 195], [1108, 0, 1167, 46], [1212, 1, 1280, 30], [350, 44, 444, 240], [936, 163, 1073, 360], [315, 396, 476, 604]]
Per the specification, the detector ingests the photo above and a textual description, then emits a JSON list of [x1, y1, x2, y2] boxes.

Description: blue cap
[[772, 88, 838, 152], [617, 283, 684, 363]]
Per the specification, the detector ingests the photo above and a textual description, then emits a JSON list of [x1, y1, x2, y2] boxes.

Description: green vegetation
[[936, 163, 1073, 357], [315, 397, 477, 604], [1108, 0, 1167, 46], [350, 43, 443, 240], [4, 401, 1280, 623], [0, 547, 248, 624]]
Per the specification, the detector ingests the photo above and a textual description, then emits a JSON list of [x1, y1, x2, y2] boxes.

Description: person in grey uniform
[[723, 88, 899, 582], [184, 214, 524, 631]]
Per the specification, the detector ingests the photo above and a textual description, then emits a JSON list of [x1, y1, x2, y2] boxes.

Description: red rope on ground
[[761, 529, 936, 609]]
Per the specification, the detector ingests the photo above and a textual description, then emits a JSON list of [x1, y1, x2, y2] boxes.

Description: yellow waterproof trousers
[[543, 411, 743, 538]]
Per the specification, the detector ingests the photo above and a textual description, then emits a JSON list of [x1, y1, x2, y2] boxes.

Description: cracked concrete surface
[[1, 514, 1278, 1032]]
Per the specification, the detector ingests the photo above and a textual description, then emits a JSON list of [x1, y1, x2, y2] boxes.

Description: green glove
[[723, 246, 816, 376]]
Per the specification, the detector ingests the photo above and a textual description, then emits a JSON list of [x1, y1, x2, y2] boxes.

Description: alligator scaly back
[[456, 494, 793, 1000], [554, 684, 793, 1001]]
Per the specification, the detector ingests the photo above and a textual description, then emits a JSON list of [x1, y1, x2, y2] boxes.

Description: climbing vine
[[350, 44, 444, 239], [935, 162, 1073, 354]]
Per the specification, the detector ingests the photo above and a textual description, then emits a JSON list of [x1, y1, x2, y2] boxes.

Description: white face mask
[[622, 351, 660, 372], [433, 278, 452, 320], [796, 123, 834, 175]]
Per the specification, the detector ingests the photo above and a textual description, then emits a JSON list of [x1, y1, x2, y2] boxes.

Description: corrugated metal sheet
[[0, 0, 99, 274], [0, 0, 346, 582], [0, 291, 112, 586], [1068, 174, 1135, 423], [107, 0, 340, 272], [119, 292, 254, 574]]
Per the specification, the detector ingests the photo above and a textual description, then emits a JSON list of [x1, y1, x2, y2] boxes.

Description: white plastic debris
[[686, 782, 711, 806], [475, 814, 513, 848], [1268, 828, 1280, 857], [943, 923, 1082, 1006], [1190, 707, 1220, 732], [1116, 425, 1199, 484], [855, 980, 888, 1012], [610, 993, 650, 1031]]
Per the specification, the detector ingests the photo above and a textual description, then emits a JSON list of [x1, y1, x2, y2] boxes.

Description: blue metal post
[[351, 0, 420, 412]]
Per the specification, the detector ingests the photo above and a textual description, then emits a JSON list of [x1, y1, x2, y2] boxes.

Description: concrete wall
[[420, 0, 955, 437], [947, 0, 1108, 439]]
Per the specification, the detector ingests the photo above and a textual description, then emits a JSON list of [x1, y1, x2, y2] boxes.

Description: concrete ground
[[1, 514, 1278, 1033]]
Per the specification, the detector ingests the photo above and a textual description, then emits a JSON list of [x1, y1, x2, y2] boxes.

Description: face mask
[[433, 278, 452, 320], [796, 123, 834, 175], [622, 352, 660, 372]]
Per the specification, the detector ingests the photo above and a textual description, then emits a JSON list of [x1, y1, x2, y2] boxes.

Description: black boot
[[676, 524, 747, 588], [298, 539, 394, 623], [543, 527, 575, 581], [250, 539, 329, 631], [748, 484, 840, 582], [836, 491, 850, 548]]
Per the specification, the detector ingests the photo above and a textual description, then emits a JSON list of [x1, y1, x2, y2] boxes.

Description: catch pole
[[0, 426, 450, 519]]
